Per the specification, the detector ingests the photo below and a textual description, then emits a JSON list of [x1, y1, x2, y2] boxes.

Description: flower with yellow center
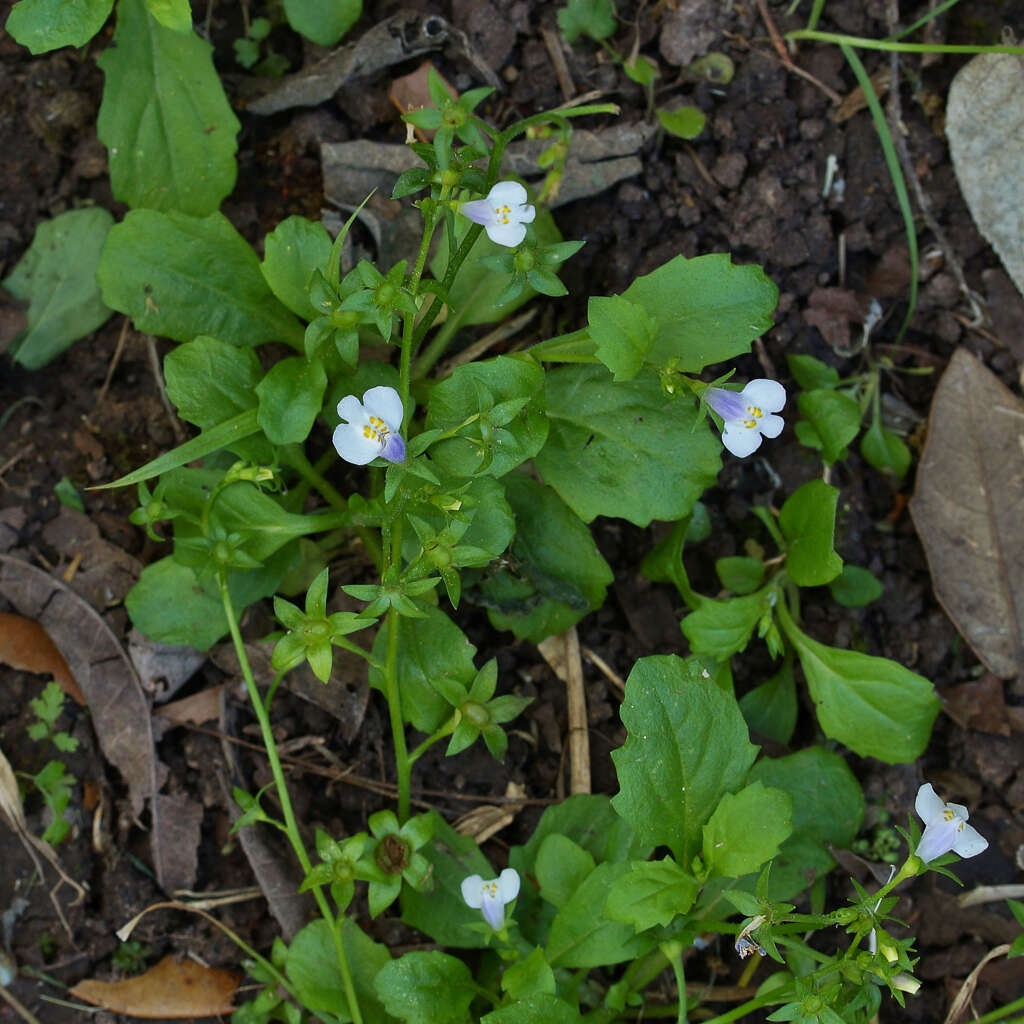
[[332, 386, 406, 466], [705, 379, 786, 458], [461, 868, 520, 930], [460, 181, 536, 247], [914, 782, 987, 863]]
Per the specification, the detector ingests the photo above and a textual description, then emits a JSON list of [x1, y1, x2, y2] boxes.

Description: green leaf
[[256, 356, 327, 444], [500, 948, 556, 1002], [860, 420, 911, 478], [779, 480, 843, 586], [369, 607, 477, 732], [604, 858, 698, 931], [283, 0, 360, 45], [125, 552, 291, 650], [749, 747, 864, 899], [611, 654, 759, 862], [6, 0, 112, 53], [425, 356, 548, 478], [144, 0, 190, 30], [483, 995, 582, 1024], [739, 660, 797, 745], [588, 295, 658, 381], [557, 0, 616, 43], [97, 0, 239, 215], [375, 952, 473, 1024], [715, 556, 766, 595], [535, 835, 596, 909], [164, 336, 262, 427], [538, 365, 721, 526], [479, 474, 612, 644], [787, 353, 839, 391], [98, 210, 304, 347], [828, 564, 883, 607], [3, 208, 114, 370], [796, 389, 861, 464], [702, 781, 793, 879], [681, 588, 774, 659], [656, 105, 707, 139], [54, 477, 84, 512], [98, 409, 262, 490], [618, 253, 778, 373], [778, 605, 940, 763], [261, 216, 333, 321], [286, 919, 393, 1023], [546, 863, 658, 967]]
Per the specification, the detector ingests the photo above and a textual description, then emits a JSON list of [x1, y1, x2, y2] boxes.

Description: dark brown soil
[[2, 1, 1023, 1021]]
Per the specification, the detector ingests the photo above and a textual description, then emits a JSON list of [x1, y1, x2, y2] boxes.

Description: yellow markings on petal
[[493, 203, 513, 225], [482, 881, 499, 897], [361, 415, 391, 447]]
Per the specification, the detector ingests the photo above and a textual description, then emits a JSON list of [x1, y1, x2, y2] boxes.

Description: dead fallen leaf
[[947, 54, 1024, 298], [389, 60, 456, 142], [153, 684, 227, 730], [0, 611, 86, 704], [128, 628, 206, 703], [69, 955, 239, 1018], [909, 350, 1024, 678], [803, 287, 871, 354], [0, 555, 202, 891], [943, 674, 1024, 736]]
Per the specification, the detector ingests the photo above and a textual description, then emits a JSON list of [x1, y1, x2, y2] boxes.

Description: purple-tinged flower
[[705, 379, 786, 458], [914, 782, 988, 863], [461, 181, 536, 247], [461, 868, 520, 930], [333, 386, 406, 466]]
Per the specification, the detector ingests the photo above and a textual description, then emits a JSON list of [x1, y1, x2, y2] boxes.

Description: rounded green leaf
[[261, 216, 333, 321], [6, 0, 113, 53], [256, 356, 327, 445]]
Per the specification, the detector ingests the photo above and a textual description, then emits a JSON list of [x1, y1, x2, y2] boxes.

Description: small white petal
[[705, 387, 746, 421], [759, 412, 785, 439], [946, 801, 970, 821], [461, 875, 484, 909], [480, 891, 505, 930], [362, 386, 403, 430], [496, 868, 520, 902], [485, 220, 528, 247], [916, 817, 960, 863], [721, 422, 764, 458], [488, 180, 528, 206], [337, 394, 365, 423], [914, 783, 946, 823], [742, 378, 786, 412], [333, 423, 381, 466], [952, 822, 988, 859], [518, 203, 536, 224], [461, 198, 497, 228]]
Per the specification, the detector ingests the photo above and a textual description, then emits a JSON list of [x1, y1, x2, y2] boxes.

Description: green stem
[[218, 573, 364, 1024], [408, 715, 458, 765], [786, 29, 1024, 54], [699, 995, 783, 1024], [976, 995, 1024, 1024], [283, 445, 349, 510], [384, 606, 412, 822]]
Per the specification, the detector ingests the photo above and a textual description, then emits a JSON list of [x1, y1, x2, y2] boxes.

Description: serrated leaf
[[604, 858, 698, 931], [611, 655, 758, 862], [3, 208, 114, 370], [6, 0, 112, 53], [702, 782, 793, 879], [97, 0, 239, 215], [556, 0, 616, 43], [681, 590, 773, 659], [537, 365, 721, 526], [97, 210, 304, 347], [588, 294, 658, 381]]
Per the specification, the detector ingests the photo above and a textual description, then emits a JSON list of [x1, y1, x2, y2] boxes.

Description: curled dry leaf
[[909, 350, 1024, 678], [69, 955, 239, 1018], [0, 610, 86, 704], [0, 555, 202, 891]]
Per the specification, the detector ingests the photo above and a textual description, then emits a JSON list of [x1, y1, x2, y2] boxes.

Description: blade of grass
[[838, 42, 918, 342], [789, 30, 1024, 55], [885, 0, 962, 42]]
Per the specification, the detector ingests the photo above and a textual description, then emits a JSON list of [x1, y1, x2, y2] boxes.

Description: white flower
[[461, 868, 520, 930], [332, 386, 406, 466], [705, 379, 786, 458], [461, 181, 536, 247], [914, 782, 988, 863]]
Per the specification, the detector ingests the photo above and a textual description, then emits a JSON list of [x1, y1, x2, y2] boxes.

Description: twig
[[94, 317, 130, 410], [884, 1, 985, 327], [957, 883, 1024, 909], [438, 308, 537, 376], [145, 334, 186, 443], [942, 944, 1011, 1024], [540, 628, 591, 794], [541, 26, 576, 103], [582, 645, 625, 696], [0, 984, 45, 1024], [754, 0, 843, 105]]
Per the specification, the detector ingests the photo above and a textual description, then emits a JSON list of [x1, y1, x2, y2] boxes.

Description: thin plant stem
[[787, 29, 1024, 54], [217, 573, 364, 1024], [976, 997, 1024, 1024], [383, 605, 412, 822]]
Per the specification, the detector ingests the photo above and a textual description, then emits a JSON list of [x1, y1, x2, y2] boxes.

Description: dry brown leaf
[[909, 350, 1024, 678], [0, 555, 202, 891], [0, 611, 86, 704], [943, 674, 1024, 736], [69, 955, 239, 1018]]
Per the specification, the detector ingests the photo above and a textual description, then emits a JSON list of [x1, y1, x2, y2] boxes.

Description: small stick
[[95, 317, 130, 410], [582, 645, 625, 696], [0, 984, 45, 1024], [145, 334, 186, 443], [541, 27, 576, 103], [753, 0, 844, 106]]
